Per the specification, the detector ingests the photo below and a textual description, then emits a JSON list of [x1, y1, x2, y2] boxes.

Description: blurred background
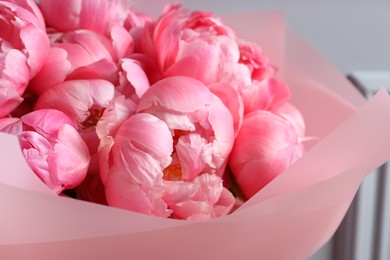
[[134, 0, 390, 259]]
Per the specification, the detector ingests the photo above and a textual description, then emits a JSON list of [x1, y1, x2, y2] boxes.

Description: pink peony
[[29, 30, 118, 95], [138, 5, 252, 93], [35, 79, 116, 175], [229, 110, 304, 199], [0, 0, 49, 117], [34, 79, 115, 128], [0, 109, 90, 194], [99, 76, 235, 219]]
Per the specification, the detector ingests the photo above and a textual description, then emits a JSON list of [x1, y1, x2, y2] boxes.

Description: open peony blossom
[[0, 0, 49, 117], [29, 29, 119, 95], [0, 109, 90, 194], [137, 5, 252, 93], [229, 110, 304, 199], [99, 76, 236, 220]]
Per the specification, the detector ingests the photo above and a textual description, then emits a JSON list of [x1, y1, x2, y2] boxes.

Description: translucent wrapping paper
[[1, 10, 390, 260]]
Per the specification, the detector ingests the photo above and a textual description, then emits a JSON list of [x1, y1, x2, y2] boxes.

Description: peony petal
[[96, 95, 137, 139], [66, 59, 118, 82], [176, 133, 207, 180], [28, 47, 71, 95], [229, 110, 303, 198], [110, 25, 134, 59], [19, 23, 50, 78], [118, 58, 150, 100], [35, 79, 115, 125], [39, 0, 81, 31], [162, 180, 199, 205], [47, 124, 90, 190], [208, 81, 244, 137], [115, 113, 173, 169], [20, 109, 76, 139], [243, 77, 291, 114], [137, 76, 214, 114]]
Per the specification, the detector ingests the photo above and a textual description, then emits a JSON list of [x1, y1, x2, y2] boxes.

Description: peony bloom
[[137, 76, 235, 179], [34, 79, 115, 128], [100, 113, 174, 217], [138, 5, 252, 93], [38, 0, 131, 35], [99, 76, 235, 219], [0, 0, 49, 117], [229, 110, 304, 199], [35, 79, 116, 174], [238, 40, 275, 82], [0, 109, 90, 194], [29, 30, 118, 95]]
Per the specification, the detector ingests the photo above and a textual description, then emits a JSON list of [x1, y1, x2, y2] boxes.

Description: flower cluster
[[0, 0, 305, 220]]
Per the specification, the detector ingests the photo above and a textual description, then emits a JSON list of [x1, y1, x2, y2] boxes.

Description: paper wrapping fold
[[1, 10, 390, 260]]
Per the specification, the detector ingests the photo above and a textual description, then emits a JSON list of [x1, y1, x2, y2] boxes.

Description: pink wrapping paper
[[1, 10, 390, 260]]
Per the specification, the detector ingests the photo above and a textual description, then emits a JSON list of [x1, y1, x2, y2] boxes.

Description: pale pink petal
[[115, 113, 173, 169], [208, 81, 244, 136], [39, 0, 130, 35], [176, 133, 207, 180], [96, 95, 137, 139], [66, 59, 118, 82], [21, 109, 76, 139], [39, 0, 82, 32], [28, 47, 71, 95], [0, 49, 29, 94], [35, 79, 115, 126], [19, 23, 50, 78], [229, 110, 303, 198], [53, 42, 94, 71], [0, 117, 22, 134], [110, 25, 134, 59], [137, 76, 214, 114], [162, 180, 199, 205], [118, 58, 150, 101], [105, 169, 170, 217], [60, 30, 114, 62], [48, 124, 90, 189], [0, 86, 24, 118], [7, 0, 46, 29]]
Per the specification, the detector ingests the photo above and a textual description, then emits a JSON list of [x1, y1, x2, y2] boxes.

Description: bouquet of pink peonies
[[1, 0, 390, 259]]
